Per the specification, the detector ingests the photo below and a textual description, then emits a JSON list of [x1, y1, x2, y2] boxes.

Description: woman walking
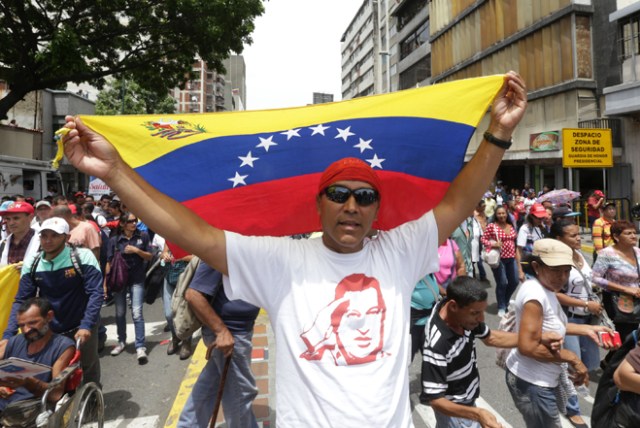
[[550, 219, 604, 427], [481, 206, 521, 317], [592, 220, 640, 344], [505, 239, 612, 427], [107, 211, 153, 364]]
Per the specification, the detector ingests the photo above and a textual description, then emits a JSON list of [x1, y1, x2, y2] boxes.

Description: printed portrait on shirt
[[299, 273, 388, 366]]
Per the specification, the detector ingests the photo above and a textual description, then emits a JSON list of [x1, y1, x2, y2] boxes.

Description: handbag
[[482, 224, 501, 268], [107, 248, 129, 293]]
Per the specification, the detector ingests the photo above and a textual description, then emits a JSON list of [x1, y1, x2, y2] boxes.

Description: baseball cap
[[530, 203, 548, 218], [39, 217, 70, 235], [74, 191, 85, 197], [603, 200, 617, 209], [35, 200, 51, 209], [318, 158, 381, 193], [0, 201, 35, 216], [552, 206, 581, 218], [533, 239, 575, 267], [594, 190, 604, 197]]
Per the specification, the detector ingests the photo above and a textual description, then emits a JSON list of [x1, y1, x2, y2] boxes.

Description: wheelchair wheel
[[66, 382, 104, 428]]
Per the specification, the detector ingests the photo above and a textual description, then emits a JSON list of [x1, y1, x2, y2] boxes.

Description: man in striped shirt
[[421, 277, 518, 428]]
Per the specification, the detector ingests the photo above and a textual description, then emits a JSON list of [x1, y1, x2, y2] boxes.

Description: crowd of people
[[0, 71, 638, 428]]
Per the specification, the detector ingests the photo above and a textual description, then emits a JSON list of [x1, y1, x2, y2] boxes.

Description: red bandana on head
[[317, 158, 381, 194]]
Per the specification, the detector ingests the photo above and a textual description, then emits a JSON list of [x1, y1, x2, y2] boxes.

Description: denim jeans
[[114, 282, 146, 349], [491, 257, 519, 311], [474, 261, 487, 281], [505, 370, 562, 428], [162, 278, 176, 337], [434, 404, 481, 428], [564, 315, 600, 371], [178, 329, 258, 428]]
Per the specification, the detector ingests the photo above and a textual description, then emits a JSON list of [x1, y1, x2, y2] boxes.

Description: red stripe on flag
[[167, 172, 449, 258]]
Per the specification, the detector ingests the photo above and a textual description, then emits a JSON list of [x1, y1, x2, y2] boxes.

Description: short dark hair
[[17, 297, 52, 318], [549, 219, 576, 239], [611, 220, 636, 242], [446, 276, 487, 308]]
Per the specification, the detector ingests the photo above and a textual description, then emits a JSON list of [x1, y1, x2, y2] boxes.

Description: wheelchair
[[0, 339, 104, 428]]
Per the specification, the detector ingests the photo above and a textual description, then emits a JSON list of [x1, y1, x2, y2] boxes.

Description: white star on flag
[[256, 136, 278, 152], [228, 172, 248, 187], [280, 128, 301, 140], [335, 126, 355, 142], [239, 151, 259, 168], [367, 154, 385, 169], [353, 138, 373, 153], [309, 124, 330, 136]]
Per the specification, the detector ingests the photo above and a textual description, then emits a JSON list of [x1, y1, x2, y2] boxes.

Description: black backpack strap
[[69, 246, 84, 280], [29, 253, 43, 283]]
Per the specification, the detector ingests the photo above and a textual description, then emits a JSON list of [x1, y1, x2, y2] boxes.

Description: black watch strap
[[483, 131, 512, 150]]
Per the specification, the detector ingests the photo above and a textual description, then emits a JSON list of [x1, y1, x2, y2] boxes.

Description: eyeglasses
[[125, 218, 138, 224], [322, 185, 379, 207]]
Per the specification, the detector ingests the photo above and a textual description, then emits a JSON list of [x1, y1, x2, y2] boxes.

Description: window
[[400, 20, 429, 60], [399, 54, 431, 90], [620, 15, 640, 60], [396, 0, 428, 31]]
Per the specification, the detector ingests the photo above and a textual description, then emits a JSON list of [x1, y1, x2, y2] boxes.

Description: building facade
[[342, 0, 638, 204], [173, 55, 247, 113]]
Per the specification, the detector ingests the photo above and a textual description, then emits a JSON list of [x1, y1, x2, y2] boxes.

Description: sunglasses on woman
[[125, 218, 138, 224], [322, 185, 379, 207]]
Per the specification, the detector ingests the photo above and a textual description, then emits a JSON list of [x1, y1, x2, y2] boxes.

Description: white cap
[[39, 217, 70, 235]]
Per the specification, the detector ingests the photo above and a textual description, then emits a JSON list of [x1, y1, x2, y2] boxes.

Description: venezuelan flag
[[79, 75, 503, 241]]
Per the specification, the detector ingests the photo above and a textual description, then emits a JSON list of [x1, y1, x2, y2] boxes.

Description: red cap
[[594, 190, 604, 197], [530, 203, 548, 218], [68, 204, 78, 215], [318, 158, 381, 194], [74, 191, 85, 197], [0, 202, 35, 216]]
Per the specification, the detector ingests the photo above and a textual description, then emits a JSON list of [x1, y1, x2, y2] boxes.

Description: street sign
[[562, 128, 613, 168]]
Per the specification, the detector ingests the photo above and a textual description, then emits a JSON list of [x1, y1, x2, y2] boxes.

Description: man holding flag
[[62, 71, 526, 427]]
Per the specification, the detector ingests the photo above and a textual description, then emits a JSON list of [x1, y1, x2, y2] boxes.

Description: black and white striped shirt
[[421, 301, 490, 404]]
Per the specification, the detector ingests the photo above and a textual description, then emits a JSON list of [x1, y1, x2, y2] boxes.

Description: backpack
[[171, 256, 203, 340], [592, 329, 640, 428]]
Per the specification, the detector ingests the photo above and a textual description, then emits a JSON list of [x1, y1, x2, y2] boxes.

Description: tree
[[95, 77, 176, 115], [0, 0, 264, 119]]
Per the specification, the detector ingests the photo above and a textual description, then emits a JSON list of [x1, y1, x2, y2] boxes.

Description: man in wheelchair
[[0, 298, 74, 423]]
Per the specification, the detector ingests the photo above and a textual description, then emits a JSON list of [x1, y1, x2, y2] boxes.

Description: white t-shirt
[[224, 211, 440, 428], [564, 252, 592, 316], [506, 278, 567, 387], [516, 223, 545, 251]]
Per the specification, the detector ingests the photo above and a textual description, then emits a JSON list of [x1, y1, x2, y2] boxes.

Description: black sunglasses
[[125, 218, 138, 224], [322, 185, 379, 206]]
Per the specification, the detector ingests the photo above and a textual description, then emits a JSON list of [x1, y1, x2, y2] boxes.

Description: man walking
[[62, 72, 527, 426], [421, 277, 519, 427], [178, 261, 260, 428], [1, 217, 103, 386]]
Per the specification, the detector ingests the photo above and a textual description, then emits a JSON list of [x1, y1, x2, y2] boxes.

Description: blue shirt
[[189, 262, 260, 333], [0, 334, 74, 410], [106, 230, 150, 285]]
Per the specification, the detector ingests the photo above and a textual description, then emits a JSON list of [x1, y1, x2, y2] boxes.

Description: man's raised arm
[[434, 71, 527, 244], [62, 116, 228, 275]]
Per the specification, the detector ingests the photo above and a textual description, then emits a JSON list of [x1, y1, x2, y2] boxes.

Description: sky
[[242, 0, 363, 111]]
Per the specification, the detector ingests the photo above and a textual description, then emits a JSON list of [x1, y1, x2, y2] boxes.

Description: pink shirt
[[69, 221, 101, 250], [435, 239, 459, 286]]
